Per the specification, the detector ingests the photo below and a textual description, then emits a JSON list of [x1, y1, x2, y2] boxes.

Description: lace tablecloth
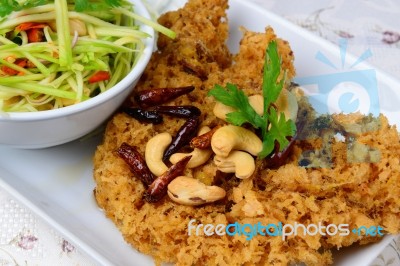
[[1, 0, 399, 265]]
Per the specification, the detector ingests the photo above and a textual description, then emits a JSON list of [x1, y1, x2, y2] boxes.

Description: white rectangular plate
[[1, 0, 399, 265]]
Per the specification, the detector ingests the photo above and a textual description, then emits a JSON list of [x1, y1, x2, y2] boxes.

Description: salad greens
[[208, 41, 296, 159], [0, 0, 175, 112], [0, 0, 123, 18]]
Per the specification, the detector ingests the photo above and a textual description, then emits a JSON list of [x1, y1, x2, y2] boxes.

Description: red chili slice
[[1, 58, 28, 76], [88, 71, 110, 83], [27, 28, 44, 43], [15, 22, 47, 32]]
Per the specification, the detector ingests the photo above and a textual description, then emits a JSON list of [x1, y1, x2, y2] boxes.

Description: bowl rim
[[0, 0, 155, 122]]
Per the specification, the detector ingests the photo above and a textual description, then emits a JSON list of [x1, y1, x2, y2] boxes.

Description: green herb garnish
[[0, 0, 121, 18], [208, 40, 296, 159]]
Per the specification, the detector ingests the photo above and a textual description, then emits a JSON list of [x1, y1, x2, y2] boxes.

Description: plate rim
[[0, 0, 399, 265]]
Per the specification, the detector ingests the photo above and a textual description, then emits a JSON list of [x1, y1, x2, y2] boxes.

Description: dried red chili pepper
[[134, 86, 195, 108], [122, 107, 163, 124], [190, 125, 220, 149], [117, 142, 155, 186], [162, 116, 200, 162], [265, 137, 296, 169], [143, 155, 192, 203], [154, 105, 201, 118]]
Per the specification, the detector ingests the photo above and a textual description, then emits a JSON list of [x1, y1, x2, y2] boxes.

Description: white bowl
[[0, 0, 155, 149]]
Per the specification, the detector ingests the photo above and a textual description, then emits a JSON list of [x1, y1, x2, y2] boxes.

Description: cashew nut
[[145, 132, 172, 176], [167, 176, 226, 206], [169, 126, 213, 168], [213, 101, 236, 121], [214, 90, 298, 123], [213, 96, 263, 121], [214, 150, 255, 179], [248, 94, 264, 115], [248, 91, 298, 122], [276, 89, 298, 122], [211, 125, 262, 157]]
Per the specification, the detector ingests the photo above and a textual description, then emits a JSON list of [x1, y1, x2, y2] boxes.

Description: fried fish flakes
[[93, 0, 400, 265]]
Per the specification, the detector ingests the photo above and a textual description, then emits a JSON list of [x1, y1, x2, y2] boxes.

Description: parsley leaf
[[262, 40, 285, 111], [208, 40, 296, 159], [208, 83, 263, 128], [259, 108, 296, 158]]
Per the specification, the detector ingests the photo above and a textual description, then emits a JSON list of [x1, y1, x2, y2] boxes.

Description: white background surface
[[1, 0, 399, 265]]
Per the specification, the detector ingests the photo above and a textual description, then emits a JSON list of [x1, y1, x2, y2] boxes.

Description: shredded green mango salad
[[0, 0, 175, 112]]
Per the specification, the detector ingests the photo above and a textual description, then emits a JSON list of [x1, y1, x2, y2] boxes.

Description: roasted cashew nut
[[213, 101, 236, 121], [247, 91, 298, 122], [167, 176, 226, 206], [211, 125, 262, 157], [169, 126, 213, 168], [213, 96, 262, 121], [213, 90, 298, 122], [276, 89, 298, 122], [214, 150, 255, 179], [248, 94, 264, 116], [145, 132, 172, 176]]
